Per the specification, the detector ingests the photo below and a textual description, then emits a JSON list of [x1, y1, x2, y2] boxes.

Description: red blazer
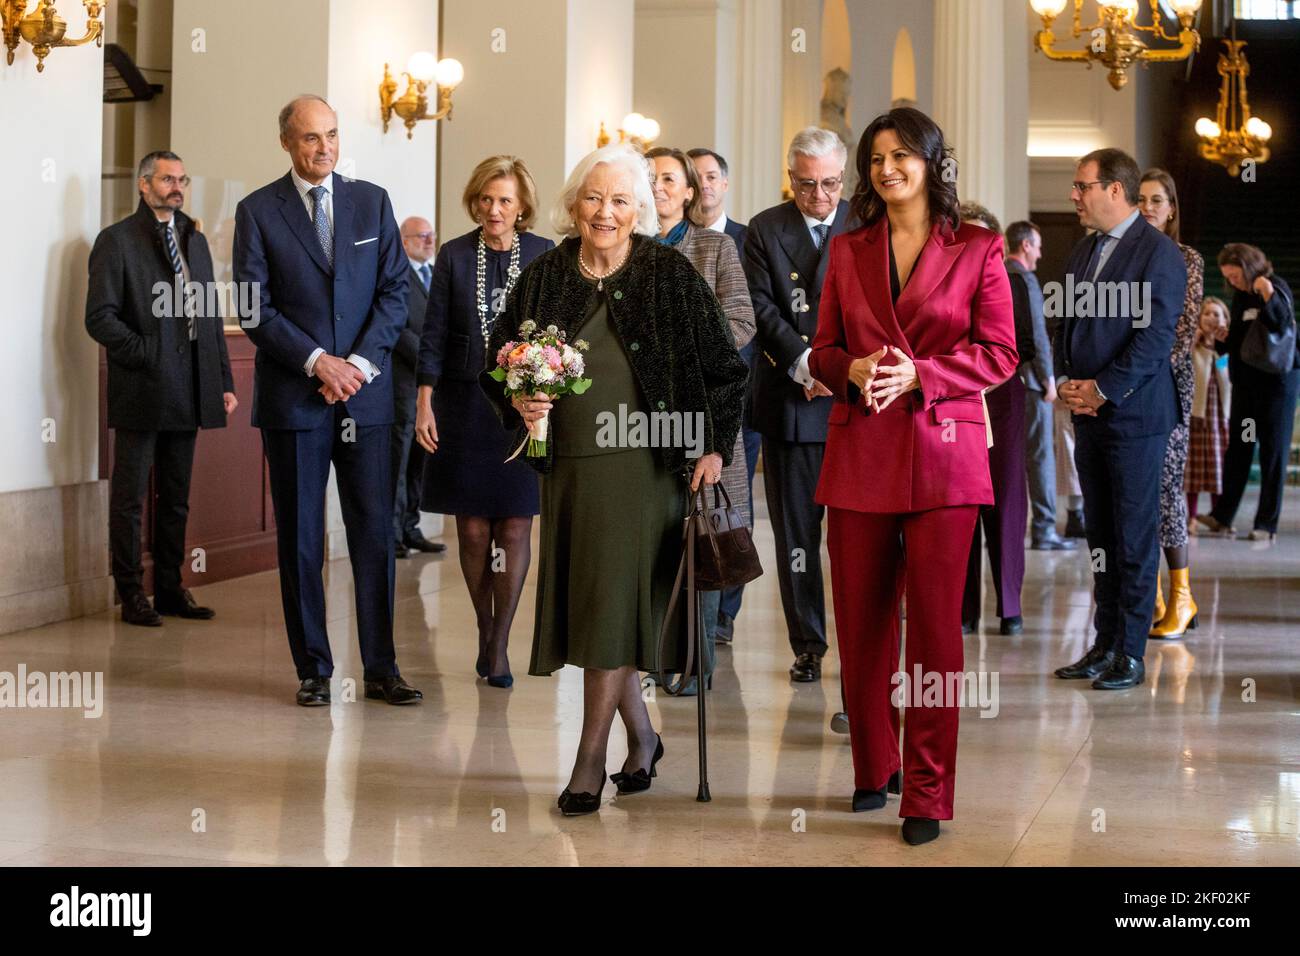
[[808, 218, 1018, 514]]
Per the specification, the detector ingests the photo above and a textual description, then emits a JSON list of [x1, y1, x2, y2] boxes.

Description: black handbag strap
[[654, 477, 719, 696]]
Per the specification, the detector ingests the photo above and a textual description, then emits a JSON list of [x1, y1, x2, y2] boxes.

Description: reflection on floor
[[1, 481, 1297, 866]]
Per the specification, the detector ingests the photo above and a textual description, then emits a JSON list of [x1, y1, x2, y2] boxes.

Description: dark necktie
[[1081, 231, 1108, 283], [161, 220, 197, 340], [310, 185, 334, 268], [418, 262, 431, 292], [814, 223, 830, 251]]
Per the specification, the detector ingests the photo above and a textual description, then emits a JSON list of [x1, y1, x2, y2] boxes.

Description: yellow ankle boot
[[1151, 567, 1198, 638], [1152, 574, 1165, 625]]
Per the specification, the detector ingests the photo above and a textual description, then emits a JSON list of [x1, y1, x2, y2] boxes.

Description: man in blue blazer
[[234, 94, 421, 707], [1052, 148, 1187, 691]]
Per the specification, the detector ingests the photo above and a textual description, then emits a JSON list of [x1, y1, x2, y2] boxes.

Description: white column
[[932, 0, 1006, 223], [734, 0, 783, 220]]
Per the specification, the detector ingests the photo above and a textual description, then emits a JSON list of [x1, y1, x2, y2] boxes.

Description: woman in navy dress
[[414, 156, 554, 687]]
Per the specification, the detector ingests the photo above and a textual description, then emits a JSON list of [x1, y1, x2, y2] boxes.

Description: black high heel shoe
[[901, 816, 940, 845], [611, 734, 664, 794], [852, 769, 902, 812], [557, 775, 607, 816], [487, 673, 514, 689]]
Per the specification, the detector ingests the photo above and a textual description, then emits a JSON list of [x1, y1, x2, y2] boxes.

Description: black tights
[[567, 666, 658, 795], [455, 515, 532, 680]]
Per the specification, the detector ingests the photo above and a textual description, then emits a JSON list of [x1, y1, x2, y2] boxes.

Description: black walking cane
[[686, 499, 711, 802]]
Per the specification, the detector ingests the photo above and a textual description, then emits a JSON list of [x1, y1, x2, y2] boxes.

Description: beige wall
[[0, 8, 112, 631]]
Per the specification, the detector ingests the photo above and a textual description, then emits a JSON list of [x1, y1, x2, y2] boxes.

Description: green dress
[[529, 268, 686, 675]]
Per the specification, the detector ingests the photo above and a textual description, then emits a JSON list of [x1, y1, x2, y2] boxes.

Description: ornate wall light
[[596, 112, 661, 151], [1195, 38, 1271, 176], [379, 52, 464, 140], [3, 0, 106, 73]]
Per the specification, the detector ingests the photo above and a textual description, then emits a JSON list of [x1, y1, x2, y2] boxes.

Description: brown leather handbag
[[691, 482, 763, 591]]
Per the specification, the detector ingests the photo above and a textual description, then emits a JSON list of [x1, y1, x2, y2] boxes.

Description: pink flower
[[542, 346, 563, 371]]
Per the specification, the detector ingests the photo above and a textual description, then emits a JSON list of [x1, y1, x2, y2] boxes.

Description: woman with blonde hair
[[1185, 296, 1231, 529], [414, 156, 554, 687]]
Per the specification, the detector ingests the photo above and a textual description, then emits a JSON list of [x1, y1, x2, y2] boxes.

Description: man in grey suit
[[1006, 221, 1075, 551], [742, 127, 851, 683], [392, 216, 445, 557]]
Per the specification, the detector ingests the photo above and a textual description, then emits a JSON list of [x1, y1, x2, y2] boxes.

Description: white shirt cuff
[[347, 354, 379, 383], [304, 347, 325, 376], [787, 348, 814, 388]]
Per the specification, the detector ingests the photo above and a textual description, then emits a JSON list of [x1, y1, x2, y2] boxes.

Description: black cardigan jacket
[[479, 234, 749, 475]]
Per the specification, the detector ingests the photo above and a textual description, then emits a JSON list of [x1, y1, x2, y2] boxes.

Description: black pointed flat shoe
[[557, 775, 606, 816], [901, 817, 941, 845], [611, 734, 664, 794], [852, 769, 901, 812]]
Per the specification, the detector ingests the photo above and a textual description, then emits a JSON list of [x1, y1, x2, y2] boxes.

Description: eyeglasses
[[154, 175, 191, 188], [792, 175, 843, 197], [403, 231, 436, 241], [1069, 180, 1111, 195]]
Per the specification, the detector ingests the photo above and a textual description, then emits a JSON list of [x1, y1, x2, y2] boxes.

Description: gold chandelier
[[1030, 0, 1202, 91], [1196, 39, 1271, 176], [2, 0, 105, 73]]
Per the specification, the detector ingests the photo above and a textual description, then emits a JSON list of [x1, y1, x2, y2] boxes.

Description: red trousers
[[826, 505, 978, 820]]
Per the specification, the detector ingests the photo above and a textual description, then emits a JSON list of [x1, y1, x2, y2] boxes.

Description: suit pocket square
[[354, 236, 379, 246]]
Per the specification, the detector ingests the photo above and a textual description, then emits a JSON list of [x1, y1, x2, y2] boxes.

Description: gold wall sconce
[[596, 112, 661, 151], [1029, 0, 1202, 91], [3, 0, 106, 73], [379, 52, 464, 140]]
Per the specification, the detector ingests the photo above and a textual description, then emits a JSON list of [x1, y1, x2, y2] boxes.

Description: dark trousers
[[1212, 368, 1300, 535], [109, 428, 198, 599], [760, 437, 827, 657], [1074, 423, 1168, 660], [262, 405, 398, 682], [718, 423, 762, 622], [827, 504, 978, 820], [962, 377, 1028, 622], [1024, 385, 1058, 539], [390, 414, 425, 542]]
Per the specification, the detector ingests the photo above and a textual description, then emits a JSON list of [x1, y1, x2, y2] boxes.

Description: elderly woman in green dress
[[480, 144, 748, 815]]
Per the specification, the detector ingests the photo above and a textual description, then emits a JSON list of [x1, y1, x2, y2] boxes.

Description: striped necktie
[[310, 185, 334, 268], [418, 262, 431, 292], [162, 220, 197, 340], [814, 223, 830, 251]]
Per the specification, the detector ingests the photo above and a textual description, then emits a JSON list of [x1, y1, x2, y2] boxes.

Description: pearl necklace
[[579, 241, 631, 291], [477, 229, 521, 348]]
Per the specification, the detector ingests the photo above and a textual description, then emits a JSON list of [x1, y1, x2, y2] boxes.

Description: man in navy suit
[[1052, 148, 1186, 691], [234, 94, 421, 707]]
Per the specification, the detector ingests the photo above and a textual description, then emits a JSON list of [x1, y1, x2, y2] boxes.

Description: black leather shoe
[[714, 612, 734, 645], [962, 617, 979, 635], [789, 652, 821, 682], [1000, 615, 1023, 635], [121, 592, 163, 627], [557, 776, 606, 816], [1031, 532, 1078, 551], [1064, 509, 1087, 538], [852, 769, 901, 812], [296, 677, 330, 706], [830, 712, 850, 734], [901, 817, 941, 845], [154, 588, 215, 620], [1092, 653, 1145, 690], [1054, 645, 1115, 680], [394, 541, 410, 559], [404, 532, 447, 554], [611, 734, 664, 794], [364, 675, 423, 704]]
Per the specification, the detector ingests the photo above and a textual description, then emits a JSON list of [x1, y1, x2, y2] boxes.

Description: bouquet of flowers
[[490, 321, 592, 458]]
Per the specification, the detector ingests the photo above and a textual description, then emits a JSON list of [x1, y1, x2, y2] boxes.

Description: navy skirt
[[420, 379, 540, 518]]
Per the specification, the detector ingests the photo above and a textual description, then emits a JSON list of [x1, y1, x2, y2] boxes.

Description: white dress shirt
[[706, 211, 729, 234], [292, 169, 379, 384], [789, 206, 839, 387]]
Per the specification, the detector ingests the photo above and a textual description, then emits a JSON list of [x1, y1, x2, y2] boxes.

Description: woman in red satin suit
[[808, 108, 1017, 845]]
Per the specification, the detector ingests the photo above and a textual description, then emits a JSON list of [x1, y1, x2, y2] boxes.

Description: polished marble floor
[[1, 481, 1297, 866]]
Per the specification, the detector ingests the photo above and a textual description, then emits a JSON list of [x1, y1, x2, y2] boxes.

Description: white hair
[[787, 126, 847, 171], [551, 144, 659, 238]]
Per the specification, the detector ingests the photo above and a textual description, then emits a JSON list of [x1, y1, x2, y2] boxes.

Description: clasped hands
[[1058, 379, 1105, 417], [316, 354, 367, 405], [847, 346, 920, 413]]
